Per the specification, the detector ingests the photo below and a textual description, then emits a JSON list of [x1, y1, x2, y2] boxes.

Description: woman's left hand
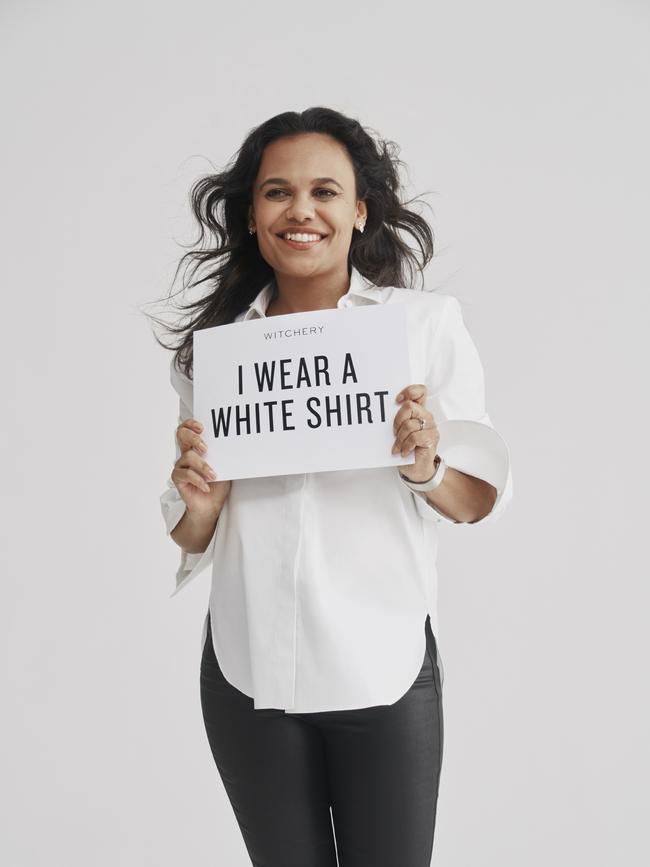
[[392, 384, 440, 483]]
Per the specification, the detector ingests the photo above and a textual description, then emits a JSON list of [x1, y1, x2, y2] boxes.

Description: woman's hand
[[392, 384, 440, 483], [171, 419, 232, 515]]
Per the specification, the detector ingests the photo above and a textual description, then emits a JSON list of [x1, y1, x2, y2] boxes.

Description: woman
[[157, 107, 512, 867]]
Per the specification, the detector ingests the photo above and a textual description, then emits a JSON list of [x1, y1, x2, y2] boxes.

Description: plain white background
[[2, 1, 648, 864]]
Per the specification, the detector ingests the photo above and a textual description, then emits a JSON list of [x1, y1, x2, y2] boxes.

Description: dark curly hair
[[148, 106, 436, 380]]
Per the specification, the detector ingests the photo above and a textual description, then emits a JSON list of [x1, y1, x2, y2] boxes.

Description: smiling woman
[[251, 141, 364, 276], [148, 106, 434, 380], [148, 106, 512, 867]]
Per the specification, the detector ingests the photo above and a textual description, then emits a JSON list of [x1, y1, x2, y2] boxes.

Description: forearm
[[421, 466, 497, 523], [170, 505, 222, 554]]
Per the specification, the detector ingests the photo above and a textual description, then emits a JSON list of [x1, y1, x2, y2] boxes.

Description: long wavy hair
[[148, 106, 435, 380]]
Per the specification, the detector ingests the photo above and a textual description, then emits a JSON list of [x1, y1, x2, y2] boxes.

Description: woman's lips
[[277, 234, 327, 250]]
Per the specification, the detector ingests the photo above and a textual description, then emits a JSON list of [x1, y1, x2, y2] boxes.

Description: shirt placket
[[263, 472, 307, 710]]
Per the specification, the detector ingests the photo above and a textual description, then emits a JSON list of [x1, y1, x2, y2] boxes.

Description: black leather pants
[[200, 611, 444, 867]]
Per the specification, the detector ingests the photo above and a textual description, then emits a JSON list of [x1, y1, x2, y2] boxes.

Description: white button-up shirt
[[160, 266, 513, 712]]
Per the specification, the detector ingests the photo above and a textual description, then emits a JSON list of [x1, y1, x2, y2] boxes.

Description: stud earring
[[356, 221, 365, 234], [248, 225, 256, 235]]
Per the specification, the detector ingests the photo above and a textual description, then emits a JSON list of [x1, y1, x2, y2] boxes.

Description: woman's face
[[249, 132, 367, 280]]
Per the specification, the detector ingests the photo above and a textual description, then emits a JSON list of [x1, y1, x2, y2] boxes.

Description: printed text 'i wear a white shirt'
[[159, 266, 513, 713]]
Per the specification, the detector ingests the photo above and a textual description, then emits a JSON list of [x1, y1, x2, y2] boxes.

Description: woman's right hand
[[171, 419, 232, 514]]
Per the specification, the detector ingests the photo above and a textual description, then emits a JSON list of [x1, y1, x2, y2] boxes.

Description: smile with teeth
[[279, 232, 326, 243]]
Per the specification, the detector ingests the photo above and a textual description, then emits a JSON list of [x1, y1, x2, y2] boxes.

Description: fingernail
[[207, 469, 217, 480]]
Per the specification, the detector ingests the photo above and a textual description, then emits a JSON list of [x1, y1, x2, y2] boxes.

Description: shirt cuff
[[403, 419, 512, 525], [404, 483, 461, 524], [439, 418, 512, 523], [160, 478, 218, 595]]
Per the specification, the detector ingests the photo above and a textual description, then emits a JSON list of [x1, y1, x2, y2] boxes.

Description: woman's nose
[[285, 193, 315, 221]]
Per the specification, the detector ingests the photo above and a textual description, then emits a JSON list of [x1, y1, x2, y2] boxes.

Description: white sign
[[193, 303, 416, 480]]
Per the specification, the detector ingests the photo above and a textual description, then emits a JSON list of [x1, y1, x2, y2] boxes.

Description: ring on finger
[[409, 409, 426, 431]]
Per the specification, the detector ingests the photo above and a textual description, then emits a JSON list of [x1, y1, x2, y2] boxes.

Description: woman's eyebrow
[[258, 176, 344, 190]]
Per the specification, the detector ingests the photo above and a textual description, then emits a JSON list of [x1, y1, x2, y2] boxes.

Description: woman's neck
[[266, 267, 350, 317]]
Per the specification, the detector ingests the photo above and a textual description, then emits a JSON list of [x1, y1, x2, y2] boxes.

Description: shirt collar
[[240, 265, 386, 321]]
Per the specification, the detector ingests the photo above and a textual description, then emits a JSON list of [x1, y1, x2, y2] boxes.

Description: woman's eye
[[265, 188, 337, 199]]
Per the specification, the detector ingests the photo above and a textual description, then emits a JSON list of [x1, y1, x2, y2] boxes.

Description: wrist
[[399, 454, 442, 485], [399, 454, 448, 492], [185, 501, 223, 526]]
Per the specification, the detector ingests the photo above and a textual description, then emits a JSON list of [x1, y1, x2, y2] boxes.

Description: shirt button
[[340, 297, 352, 308]]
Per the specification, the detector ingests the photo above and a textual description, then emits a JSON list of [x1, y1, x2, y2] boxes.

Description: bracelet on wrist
[[399, 454, 448, 492]]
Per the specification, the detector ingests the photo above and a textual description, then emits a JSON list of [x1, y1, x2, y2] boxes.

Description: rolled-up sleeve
[[408, 294, 513, 525], [160, 356, 219, 595]]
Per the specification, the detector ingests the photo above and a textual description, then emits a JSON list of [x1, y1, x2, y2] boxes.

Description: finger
[[176, 423, 207, 455], [400, 428, 434, 458], [393, 426, 437, 456], [392, 400, 432, 435], [178, 418, 204, 440], [395, 384, 427, 406], [172, 466, 212, 493], [392, 408, 434, 447], [177, 450, 218, 481]]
